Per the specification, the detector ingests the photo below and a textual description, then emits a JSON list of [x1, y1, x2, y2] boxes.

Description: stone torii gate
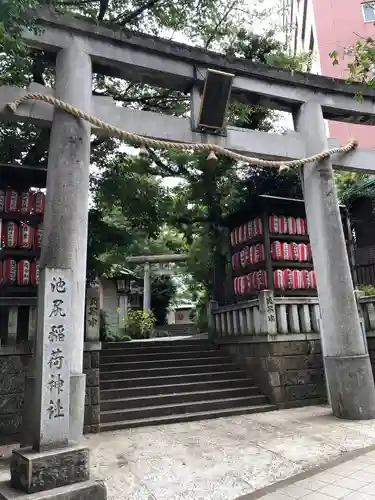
[[126, 254, 188, 311], [1, 6, 375, 499]]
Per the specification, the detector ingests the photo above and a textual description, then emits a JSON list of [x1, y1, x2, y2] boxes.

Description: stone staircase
[[99, 338, 276, 431]]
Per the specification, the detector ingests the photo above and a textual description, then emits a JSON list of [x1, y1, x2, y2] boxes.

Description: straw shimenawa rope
[[7, 93, 358, 170]]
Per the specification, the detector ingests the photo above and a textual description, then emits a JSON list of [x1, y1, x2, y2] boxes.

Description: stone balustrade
[[212, 291, 375, 338]]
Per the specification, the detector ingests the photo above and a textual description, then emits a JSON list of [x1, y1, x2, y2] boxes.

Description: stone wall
[[83, 348, 100, 433], [0, 349, 31, 442], [218, 338, 327, 409], [0, 345, 100, 443]]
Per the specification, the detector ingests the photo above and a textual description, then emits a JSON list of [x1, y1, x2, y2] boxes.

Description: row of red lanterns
[[1, 222, 43, 249], [230, 215, 308, 247], [234, 269, 317, 295], [0, 259, 40, 286], [232, 243, 265, 269], [0, 188, 46, 215], [232, 241, 313, 270]]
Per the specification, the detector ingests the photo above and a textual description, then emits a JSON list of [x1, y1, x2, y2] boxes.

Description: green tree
[[151, 275, 177, 325], [0, 0, 309, 304]]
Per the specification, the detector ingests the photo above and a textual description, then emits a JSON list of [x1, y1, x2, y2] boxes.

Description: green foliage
[[151, 275, 177, 325], [329, 37, 375, 98], [122, 309, 156, 339], [190, 291, 209, 332], [0, 0, 309, 306], [359, 285, 375, 297]]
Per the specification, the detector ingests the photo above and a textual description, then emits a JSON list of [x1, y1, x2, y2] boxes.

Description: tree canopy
[[0, 0, 311, 311]]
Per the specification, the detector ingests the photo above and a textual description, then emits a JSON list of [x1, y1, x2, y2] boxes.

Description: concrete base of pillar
[[69, 373, 86, 442], [0, 479, 106, 500], [325, 354, 375, 420], [10, 445, 89, 494]]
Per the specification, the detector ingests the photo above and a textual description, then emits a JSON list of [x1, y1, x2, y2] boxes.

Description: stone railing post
[[258, 290, 277, 335], [207, 300, 218, 340], [355, 290, 368, 354], [85, 286, 100, 344]]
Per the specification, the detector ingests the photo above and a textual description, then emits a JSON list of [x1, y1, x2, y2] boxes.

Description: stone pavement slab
[[247, 448, 375, 499], [3, 406, 375, 500]]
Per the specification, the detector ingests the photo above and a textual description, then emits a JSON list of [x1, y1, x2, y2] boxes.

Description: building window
[[362, 2, 375, 22]]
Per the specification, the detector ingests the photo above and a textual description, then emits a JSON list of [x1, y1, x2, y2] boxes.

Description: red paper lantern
[[274, 269, 284, 289], [283, 269, 293, 289], [230, 230, 235, 247], [244, 246, 250, 266], [19, 190, 34, 214], [255, 243, 265, 263], [307, 243, 313, 261], [4, 189, 18, 213], [258, 270, 267, 289], [234, 276, 246, 295], [271, 241, 282, 260], [232, 252, 239, 270], [34, 191, 46, 214], [287, 216, 297, 235], [309, 271, 317, 289], [290, 242, 299, 261], [31, 261, 40, 286], [3, 259, 17, 284], [282, 242, 292, 260], [296, 217, 307, 235], [292, 270, 302, 289], [253, 217, 263, 236], [279, 216, 288, 234], [269, 215, 278, 234], [238, 225, 245, 244], [34, 224, 43, 248], [298, 243, 308, 262], [247, 220, 253, 240], [240, 248, 246, 267], [246, 273, 253, 291], [0, 189, 5, 212], [2, 221, 18, 248], [19, 223, 34, 249], [300, 270, 310, 289], [17, 260, 31, 286], [269, 215, 288, 234]]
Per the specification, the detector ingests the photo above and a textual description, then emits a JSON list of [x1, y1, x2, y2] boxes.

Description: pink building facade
[[291, 0, 375, 148]]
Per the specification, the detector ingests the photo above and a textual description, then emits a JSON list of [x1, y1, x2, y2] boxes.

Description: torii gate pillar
[[295, 102, 375, 419]]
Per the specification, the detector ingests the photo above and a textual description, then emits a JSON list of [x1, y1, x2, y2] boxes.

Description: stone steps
[[100, 370, 247, 389], [100, 404, 275, 431], [99, 339, 275, 431]]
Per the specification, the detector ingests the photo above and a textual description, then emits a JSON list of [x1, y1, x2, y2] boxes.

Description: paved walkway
[[84, 405, 375, 500], [251, 448, 375, 499], [2, 405, 375, 499]]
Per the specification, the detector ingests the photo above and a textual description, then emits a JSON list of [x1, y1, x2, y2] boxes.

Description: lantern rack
[[0, 163, 47, 304], [224, 195, 353, 301]]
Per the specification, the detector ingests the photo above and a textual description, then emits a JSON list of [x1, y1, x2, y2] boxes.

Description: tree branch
[[23, 128, 50, 165], [146, 147, 197, 181], [115, 0, 162, 25], [204, 0, 238, 49], [56, 0, 98, 5]]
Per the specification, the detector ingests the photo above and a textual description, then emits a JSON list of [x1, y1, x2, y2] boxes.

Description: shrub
[[122, 309, 156, 339], [359, 285, 375, 297]]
